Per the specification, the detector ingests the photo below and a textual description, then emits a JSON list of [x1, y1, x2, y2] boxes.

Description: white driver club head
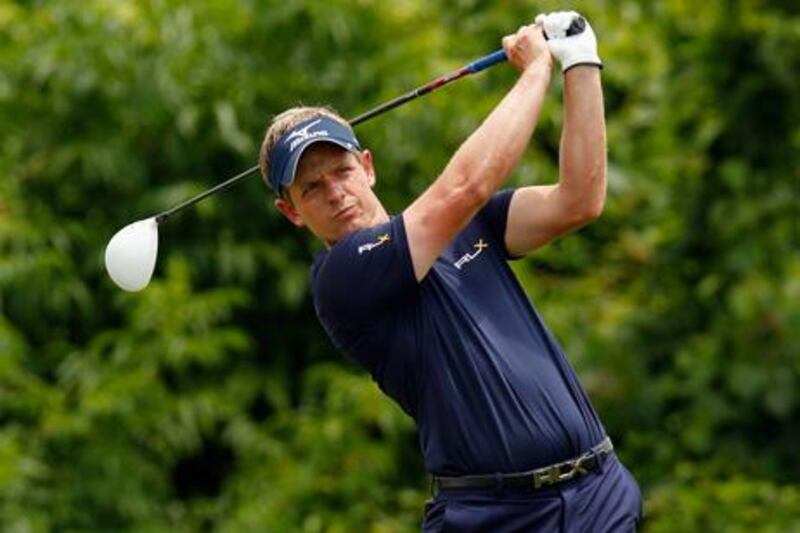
[[104, 217, 159, 292]]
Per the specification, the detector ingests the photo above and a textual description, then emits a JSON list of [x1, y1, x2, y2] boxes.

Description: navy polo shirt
[[311, 190, 606, 476]]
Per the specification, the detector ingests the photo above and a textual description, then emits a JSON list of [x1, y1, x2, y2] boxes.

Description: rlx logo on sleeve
[[358, 234, 390, 255], [454, 239, 488, 270]]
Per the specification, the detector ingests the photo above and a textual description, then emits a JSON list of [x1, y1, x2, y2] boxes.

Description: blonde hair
[[258, 106, 352, 194]]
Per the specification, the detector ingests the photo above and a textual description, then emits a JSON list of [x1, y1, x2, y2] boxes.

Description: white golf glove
[[535, 11, 602, 72]]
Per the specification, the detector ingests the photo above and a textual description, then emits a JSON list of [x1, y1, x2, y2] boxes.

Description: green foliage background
[[1, 0, 798, 531]]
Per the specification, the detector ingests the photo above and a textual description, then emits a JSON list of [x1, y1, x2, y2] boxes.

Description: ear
[[360, 149, 376, 187], [274, 196, 305, 228]]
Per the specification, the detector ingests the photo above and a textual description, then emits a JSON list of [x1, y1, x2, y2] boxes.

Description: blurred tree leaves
[[1, 0, 798, 531]]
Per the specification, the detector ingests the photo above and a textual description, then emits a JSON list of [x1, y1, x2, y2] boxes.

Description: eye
[[302, 181, 319, 197], [337, 165, 356, 177]]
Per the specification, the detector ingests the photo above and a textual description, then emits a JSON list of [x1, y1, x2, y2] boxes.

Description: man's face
[[274, 143, 386, 246]]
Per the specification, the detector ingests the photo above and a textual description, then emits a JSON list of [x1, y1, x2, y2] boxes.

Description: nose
[[323, 177, 346, 205]]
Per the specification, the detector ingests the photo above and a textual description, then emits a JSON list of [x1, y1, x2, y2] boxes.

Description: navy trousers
[[421, 455, 642, 532]]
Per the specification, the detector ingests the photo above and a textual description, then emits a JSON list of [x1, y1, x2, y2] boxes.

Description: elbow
[[445, 138, 516, 208], [447, 163, 496, 209], [566, 201, 603, 230], [577, 164, 607, 223], [561, 175, 606, 226], [458, 176, 494, 212], [582, 193, 605, 222]]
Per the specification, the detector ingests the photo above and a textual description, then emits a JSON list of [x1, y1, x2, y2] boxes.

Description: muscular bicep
[[505, 184, 598, 257]]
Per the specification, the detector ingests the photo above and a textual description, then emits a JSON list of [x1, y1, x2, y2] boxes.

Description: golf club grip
[[465, 50, 507, 73], [469, 17, 585, 67]]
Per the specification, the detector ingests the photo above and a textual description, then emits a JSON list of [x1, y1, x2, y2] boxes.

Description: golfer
[[260, 11, 641, 532]]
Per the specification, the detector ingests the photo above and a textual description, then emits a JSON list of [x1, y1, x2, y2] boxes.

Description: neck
[[323, 205, 391, 249]]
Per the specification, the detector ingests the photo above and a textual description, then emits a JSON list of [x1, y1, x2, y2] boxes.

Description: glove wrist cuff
[[563, 61, 603, 73], [560, 52, 602, 73]]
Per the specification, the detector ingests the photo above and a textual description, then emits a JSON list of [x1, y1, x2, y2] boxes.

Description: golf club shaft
[[349, 49, 507, 126], [154, 49, 508, 224]]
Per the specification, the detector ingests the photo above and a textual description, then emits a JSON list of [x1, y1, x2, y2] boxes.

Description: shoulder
[[312, 216, 417, 323], [312, 216, 408, 280]]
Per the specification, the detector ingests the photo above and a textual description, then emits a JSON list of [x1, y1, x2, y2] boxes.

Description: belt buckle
[[532, 454, 592, 489], [532, 465, 560, 489]]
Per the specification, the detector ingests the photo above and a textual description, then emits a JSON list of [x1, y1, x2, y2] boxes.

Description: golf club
[[104, 49, 510, 291], [104, 16, 588, 292]]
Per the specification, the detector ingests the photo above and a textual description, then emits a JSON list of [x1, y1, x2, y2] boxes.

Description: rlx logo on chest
[[358, 233, 390, 255], [453, 238, 488, 270]]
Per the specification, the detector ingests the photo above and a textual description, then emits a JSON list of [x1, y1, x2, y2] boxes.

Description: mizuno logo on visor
[[286, 119, 329, 152]]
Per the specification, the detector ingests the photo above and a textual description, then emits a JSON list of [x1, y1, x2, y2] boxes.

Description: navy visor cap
[[268, 116, 362, 195]]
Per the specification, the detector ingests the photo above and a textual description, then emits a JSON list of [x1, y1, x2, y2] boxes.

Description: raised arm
[[403, 24, 553, 280], [504, 12, 607, 257]]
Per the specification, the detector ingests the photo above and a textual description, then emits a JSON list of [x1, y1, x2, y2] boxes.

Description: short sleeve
[[476, 189, 517, 259], [312, 216, 417, 325]]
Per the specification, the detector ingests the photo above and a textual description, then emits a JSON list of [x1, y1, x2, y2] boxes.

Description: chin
[[325, 212, 372, 243]]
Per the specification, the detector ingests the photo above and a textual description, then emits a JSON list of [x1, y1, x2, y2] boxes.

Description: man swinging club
[[260, 11, 642, 532]]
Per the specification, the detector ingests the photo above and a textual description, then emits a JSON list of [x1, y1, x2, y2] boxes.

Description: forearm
[[444, 59, 552, 201], [558, 66, 606, 217], [402, 24, 552, 280]]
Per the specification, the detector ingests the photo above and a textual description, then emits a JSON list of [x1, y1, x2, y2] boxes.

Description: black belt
[[432, 437, 614, 492]]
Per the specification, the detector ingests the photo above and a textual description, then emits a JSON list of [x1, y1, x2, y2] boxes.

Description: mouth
[[334, 204, 358, 220]]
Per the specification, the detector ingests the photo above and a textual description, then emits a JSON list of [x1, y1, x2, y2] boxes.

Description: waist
[[432, 437, 614, 493]]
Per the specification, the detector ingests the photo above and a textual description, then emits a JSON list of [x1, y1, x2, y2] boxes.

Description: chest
[[427, 227, 514, 310]]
